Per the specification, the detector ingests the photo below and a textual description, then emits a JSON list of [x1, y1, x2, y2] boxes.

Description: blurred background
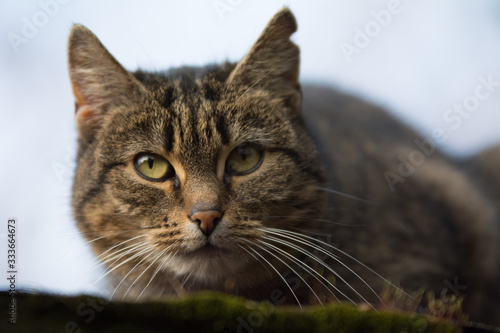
[[1, 0, 500, 296]]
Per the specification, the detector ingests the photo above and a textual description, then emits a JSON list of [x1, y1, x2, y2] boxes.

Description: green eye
[[225, 144, 263, 175], [134, 153, 174, 181]]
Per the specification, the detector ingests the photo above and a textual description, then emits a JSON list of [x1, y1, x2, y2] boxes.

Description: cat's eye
[[134, 153, 175, 182], [225, 144, 263, 175]]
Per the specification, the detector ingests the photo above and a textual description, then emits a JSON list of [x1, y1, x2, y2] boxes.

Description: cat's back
[[302, 84, 500, 324], [303, 85, 418, 146], [301, 84, 450, 199]]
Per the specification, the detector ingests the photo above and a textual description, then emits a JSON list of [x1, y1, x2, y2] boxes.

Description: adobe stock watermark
[[6, 218, 18, 325], [52, 145, 76, 183], [49, 296, 108, 333], [400, 277, 467, 333], [213, 0, 243, 21], [385, 74, 498, 192], [7, 0, 72, 54], [339, 0, 410, 64]]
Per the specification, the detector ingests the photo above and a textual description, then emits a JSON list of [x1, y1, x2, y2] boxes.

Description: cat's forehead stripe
[[136, 68, 235, 154], [162, 80, 223, 156], [215, 114, 230, 145], [164, 121, 175, 152]]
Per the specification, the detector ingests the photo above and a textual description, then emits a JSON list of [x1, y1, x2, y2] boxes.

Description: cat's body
[[304, 85, 500, 323], [68, 9, 500, 325]]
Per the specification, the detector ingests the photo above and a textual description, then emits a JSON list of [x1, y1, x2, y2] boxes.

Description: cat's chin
[[183, 243, 230, 258], [163, 244, 248, 284]]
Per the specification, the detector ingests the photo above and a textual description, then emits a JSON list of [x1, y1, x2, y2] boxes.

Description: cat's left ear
[[228, 7, 301, 110], [67, 24, 146, 142]]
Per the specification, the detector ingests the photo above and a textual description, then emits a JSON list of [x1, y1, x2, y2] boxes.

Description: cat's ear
[[67, 24, 145, 140], [228, 7, 301, 110]]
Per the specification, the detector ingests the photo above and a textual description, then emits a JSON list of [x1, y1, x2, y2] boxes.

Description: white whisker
[[315, 186, 378, 205], [181, 269, 194, 288], [111, 244, 171, 299], [92, 245, 156, 287], [264, 228, 413, 301], [258, 240, 326, 306], [262, 228, 380, 306], [237, 240, 303, 309], [92, 235, 148, 264], [261, 235, 361, 306], [123, 248, 168, 301], [236, 243, 273, 278], [93, 241, 150, 270], [135, 248, 174, 301]]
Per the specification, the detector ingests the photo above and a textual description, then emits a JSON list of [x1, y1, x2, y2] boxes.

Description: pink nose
[[189, 210, 222, 237]]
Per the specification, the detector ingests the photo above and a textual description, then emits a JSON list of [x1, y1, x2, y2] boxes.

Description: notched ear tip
[[266, 7, 298, 39], [276, 7, 298, 30], [227, 6, 300, 90]]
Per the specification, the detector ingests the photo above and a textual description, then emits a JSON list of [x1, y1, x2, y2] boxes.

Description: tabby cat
[[68, 8, 500, 325]]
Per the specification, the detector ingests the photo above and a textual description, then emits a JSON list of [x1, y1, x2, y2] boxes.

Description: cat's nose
[[188, 208, 222, 237]]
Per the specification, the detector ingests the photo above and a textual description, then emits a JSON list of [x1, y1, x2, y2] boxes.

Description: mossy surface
[[0, 291, 462, 333]]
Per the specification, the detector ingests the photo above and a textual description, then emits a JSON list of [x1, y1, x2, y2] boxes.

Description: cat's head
[[69, 8, 326, 291]]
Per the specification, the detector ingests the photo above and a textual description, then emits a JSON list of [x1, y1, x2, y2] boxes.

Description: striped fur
[[69, 8, 500, 325]]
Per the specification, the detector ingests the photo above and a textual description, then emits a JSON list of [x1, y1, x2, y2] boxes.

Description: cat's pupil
[[239, 147, 247, 161], [148, 157, 154, 169]]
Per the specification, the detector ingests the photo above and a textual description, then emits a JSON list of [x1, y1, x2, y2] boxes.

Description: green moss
[[0, 291, 462, 333]]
